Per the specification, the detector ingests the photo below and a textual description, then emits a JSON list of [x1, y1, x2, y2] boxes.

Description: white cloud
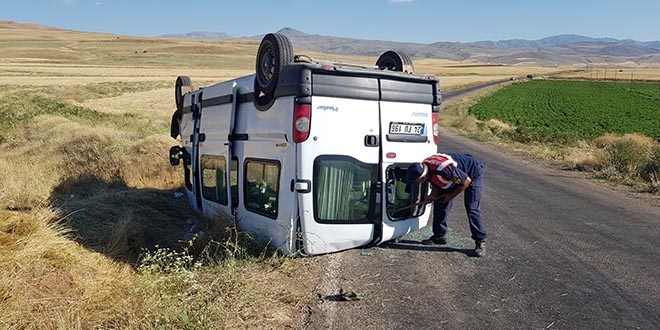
[[388, 0, 413, 3]]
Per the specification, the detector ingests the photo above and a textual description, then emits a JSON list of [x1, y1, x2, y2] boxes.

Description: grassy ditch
[[0, 84, 321, 329]]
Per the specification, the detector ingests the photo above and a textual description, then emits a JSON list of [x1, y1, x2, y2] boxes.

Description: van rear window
[[313, 156, 379, 224]]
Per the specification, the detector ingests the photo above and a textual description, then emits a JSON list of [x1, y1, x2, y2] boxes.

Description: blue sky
[[2, 0, 659, 43]]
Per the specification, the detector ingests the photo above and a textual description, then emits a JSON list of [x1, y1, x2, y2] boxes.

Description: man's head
[[405, 163, 429, 184]]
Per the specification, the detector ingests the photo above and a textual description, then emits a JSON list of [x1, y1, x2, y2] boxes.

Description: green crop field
[[469, 80, 660, 140]]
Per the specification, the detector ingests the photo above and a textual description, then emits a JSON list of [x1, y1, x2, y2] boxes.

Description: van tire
[[175, 76, 192, 112], [399, 52, 415, 73], [254, 33, 294, 96], [376, 50, 414, 73]]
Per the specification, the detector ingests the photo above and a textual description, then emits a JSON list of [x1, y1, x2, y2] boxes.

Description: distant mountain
[[161, 28, 660, 66], [6, 19, 656, 66], [272, 27, 308, 38], [469, 34, 660, 56], [160, 31, 233, 39], [470, 34, 621, 49]]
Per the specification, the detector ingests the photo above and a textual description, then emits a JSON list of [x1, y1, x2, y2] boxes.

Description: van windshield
[[313, 156, 379, 224]]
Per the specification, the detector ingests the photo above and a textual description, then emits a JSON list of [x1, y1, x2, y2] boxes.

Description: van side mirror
[[169, 146, 183, 166]]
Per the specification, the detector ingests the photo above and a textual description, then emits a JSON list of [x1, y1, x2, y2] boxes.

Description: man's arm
[[439, 176, 472, 204], [425, 186, 440, 204]]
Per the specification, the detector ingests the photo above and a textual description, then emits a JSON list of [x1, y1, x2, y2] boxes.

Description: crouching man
[[405, 153, 487, 257]]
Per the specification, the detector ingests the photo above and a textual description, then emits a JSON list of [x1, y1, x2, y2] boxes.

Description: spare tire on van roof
[[175, 75, 191, 112], [376, 50, 414, 74], [254, 33, 294, 96]]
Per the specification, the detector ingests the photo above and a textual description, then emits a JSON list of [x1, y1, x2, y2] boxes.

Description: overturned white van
[[169, 33, 441, 256]]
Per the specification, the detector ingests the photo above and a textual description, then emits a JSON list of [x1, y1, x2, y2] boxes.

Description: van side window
[[200, 155, 228, 205], [244, 159, 280, 219], [314, 156, 378, 223]]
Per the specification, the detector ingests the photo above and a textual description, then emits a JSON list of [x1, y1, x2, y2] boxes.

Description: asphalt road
[[304, 131, 660, 329]]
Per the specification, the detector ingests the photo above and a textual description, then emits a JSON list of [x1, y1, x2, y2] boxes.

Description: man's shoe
[[421, 236, 447, 245], [474, 240, 486, 257]]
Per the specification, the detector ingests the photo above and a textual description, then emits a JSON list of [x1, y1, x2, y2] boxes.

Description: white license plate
[[389, 122, 425, 135]]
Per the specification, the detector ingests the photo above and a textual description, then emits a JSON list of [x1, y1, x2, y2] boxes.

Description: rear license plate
[[389, 122, 425, 135]]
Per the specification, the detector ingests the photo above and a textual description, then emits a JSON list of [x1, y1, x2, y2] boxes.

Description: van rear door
[[378, 78, 438, 242], [379, 100, 436, 242], [295, 72, 439, 255], [297, 90, 381, 255]]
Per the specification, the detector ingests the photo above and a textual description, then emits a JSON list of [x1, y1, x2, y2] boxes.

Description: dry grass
[[0, 206, 136, 328], [593, 133, 656, 149], [0, 23, 330, 329]]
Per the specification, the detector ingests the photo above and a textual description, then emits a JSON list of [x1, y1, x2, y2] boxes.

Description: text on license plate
[[389, 122, 425, 135]]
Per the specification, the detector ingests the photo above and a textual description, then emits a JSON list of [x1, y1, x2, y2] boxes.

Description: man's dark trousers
[[432, 167, 487, 241]]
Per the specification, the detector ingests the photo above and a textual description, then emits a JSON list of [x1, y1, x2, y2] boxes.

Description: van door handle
[[364, 135, 379, 147]]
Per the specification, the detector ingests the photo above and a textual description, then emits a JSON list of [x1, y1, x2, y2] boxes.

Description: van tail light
[[293, 102, 312, 143]]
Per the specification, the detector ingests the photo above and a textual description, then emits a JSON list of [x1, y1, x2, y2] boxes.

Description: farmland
[[469, 80, 660, 141], [434, 78, 660, 194]]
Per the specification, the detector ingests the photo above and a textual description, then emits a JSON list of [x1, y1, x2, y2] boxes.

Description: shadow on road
[[380, 240, 479, 257]]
